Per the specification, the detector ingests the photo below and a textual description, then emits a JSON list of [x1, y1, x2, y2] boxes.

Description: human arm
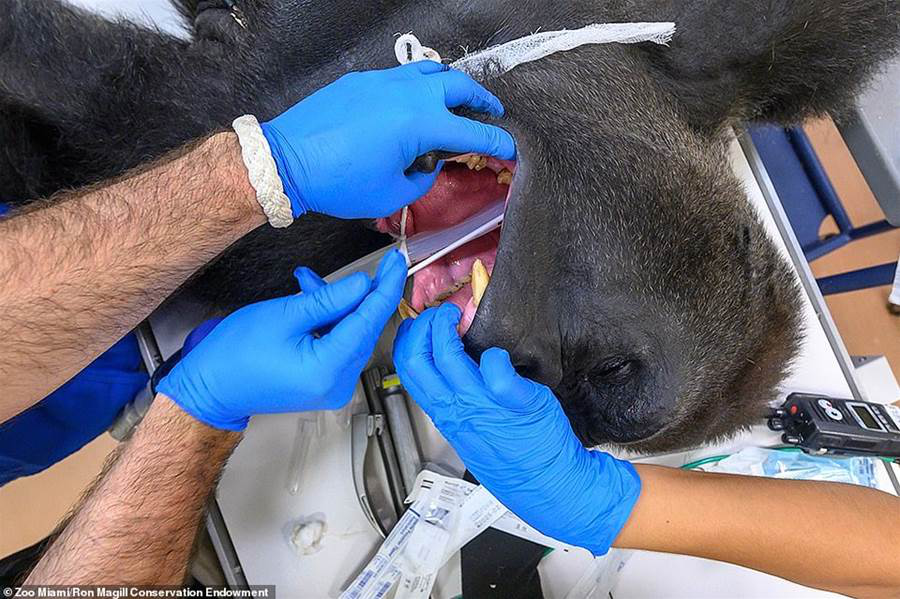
[[619, 464, 900, 598], [393, 304, 900, 598], [24, 394, 241, 585], [27, 252, 408, 583], [0, 133, 264, 422]]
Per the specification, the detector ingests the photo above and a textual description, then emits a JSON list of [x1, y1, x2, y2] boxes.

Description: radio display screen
[[851, 404, 883, 431]]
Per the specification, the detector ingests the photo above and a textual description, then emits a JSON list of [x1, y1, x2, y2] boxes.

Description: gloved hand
[[393, 304, 642, 555], [260, 61, 517, 219], [158, 249, 407, 431]]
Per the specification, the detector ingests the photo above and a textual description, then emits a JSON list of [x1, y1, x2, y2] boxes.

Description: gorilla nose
[[510, 351, 563, 388], [464, 322, 563, 388]]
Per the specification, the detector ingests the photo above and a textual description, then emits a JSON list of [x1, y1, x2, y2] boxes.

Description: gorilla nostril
[[461, 335, 490, 361], [513, 357, 544, 381], [463, 317, 563, 387]]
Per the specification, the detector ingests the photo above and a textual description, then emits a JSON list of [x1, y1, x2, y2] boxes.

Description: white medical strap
[[232, 115, 294, 229], [395, 22, 676, 78]]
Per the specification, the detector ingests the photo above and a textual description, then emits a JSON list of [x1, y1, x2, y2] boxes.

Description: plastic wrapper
[[705, 447, 879, 488]]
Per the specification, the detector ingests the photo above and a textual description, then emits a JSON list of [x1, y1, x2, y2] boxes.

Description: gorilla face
[[3, 0, 897, 451]]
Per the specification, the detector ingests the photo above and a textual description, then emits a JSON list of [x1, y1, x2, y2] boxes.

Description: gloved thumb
[[435, 115, 517, 161], [404, 168, 442, 199], [480, 347, 551, 412], [294, 266, 327, 294], [286, 271, 373, 332]]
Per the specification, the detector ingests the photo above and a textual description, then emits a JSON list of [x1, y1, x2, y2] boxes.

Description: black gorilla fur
[[1, 0, 898, 452]]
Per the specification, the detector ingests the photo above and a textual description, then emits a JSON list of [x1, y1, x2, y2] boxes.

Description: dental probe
[[405, 202, 505, 278]]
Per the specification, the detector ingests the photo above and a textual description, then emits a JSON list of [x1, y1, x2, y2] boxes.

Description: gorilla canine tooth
[[471, 259, 490, 308], [398, 298, 420, 320], [497, 169, 513, 185]]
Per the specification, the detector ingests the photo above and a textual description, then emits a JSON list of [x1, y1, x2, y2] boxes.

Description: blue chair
[[750, 125, 897, 295]]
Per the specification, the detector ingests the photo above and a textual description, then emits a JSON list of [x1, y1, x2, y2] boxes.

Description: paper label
[[343, 469, 570, 599]]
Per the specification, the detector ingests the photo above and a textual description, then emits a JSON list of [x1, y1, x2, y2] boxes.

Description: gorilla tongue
[[375, 158, 514, 334]]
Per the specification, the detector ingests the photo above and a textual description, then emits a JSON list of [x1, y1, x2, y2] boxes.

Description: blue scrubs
[[0, 203, 149, 485]]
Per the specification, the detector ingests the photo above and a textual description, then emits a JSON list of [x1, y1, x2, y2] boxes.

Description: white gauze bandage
[[452, 22, 676, 77], [396, 22, 676, 78], [232, 115, 294, 228]]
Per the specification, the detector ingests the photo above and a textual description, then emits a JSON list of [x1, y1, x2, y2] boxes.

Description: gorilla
[[1, 0, 898, 452]]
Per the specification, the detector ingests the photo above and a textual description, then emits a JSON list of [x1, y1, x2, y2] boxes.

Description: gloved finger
[[318, 249, 407, 357], [428, 115, 516, 161], [183, 318, 226, 356], [372, 248, 409, 290], [480, 347, 551, 412], [435, 69, 505, 117], [398, 60, 448, 76], [288, 271, 372, 332], [393, 309, 457, 411], [392, 329, 432, 398], [293, 266, 327, 294], [430, 303, 485, 393]]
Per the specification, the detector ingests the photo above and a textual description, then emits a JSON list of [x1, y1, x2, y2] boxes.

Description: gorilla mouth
[[376, 156, 515, 333]]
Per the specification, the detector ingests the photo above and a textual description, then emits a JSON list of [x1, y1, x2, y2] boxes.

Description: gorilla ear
[[642, 0, 900, 131]]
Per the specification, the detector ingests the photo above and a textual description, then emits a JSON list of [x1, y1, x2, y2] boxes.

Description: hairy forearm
[[25, 395, 241, 585], [615, 464, 900, 597], [0, 133, 266, 421]]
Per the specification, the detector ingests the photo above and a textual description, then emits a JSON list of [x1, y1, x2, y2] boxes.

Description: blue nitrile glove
[[393, 304, 642, 556], [158, 249, 408, 431], [260, 61, 517, 219]]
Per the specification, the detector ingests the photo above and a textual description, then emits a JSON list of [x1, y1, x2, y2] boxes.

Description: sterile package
[[704, 447, 880, 488]]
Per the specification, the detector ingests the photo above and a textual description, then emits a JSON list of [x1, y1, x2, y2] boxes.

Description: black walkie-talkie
[[768, 393, 900, 457]]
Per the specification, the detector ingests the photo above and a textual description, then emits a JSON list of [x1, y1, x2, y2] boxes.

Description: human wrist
[[258, 122, 311, 218], [580, 450, 642, 555], [155, 370, 250, 433], [203, 132, 268, 231], [150, 394, 243, 451]]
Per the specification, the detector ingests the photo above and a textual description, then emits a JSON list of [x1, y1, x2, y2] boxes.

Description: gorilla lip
[[376, 155, 515, 333]]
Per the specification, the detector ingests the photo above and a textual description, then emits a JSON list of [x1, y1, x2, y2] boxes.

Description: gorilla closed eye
[[595, 358, 637, 383]]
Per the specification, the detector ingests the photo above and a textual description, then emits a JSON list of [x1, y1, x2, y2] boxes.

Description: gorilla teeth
[[398, 298, 419, 320], [426, 275, 472, 308], [496, 169, 513, 185], [471, 259, 490, 308], [467, 155, 488, 171], [398, 261, 490, 319]]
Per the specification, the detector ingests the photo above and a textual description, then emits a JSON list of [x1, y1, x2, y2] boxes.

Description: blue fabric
[[0, 335, 148, 486]]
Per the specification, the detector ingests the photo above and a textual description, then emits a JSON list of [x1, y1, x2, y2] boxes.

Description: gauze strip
[[232, 115, 294, 228], [451, 22, 676, 77]]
